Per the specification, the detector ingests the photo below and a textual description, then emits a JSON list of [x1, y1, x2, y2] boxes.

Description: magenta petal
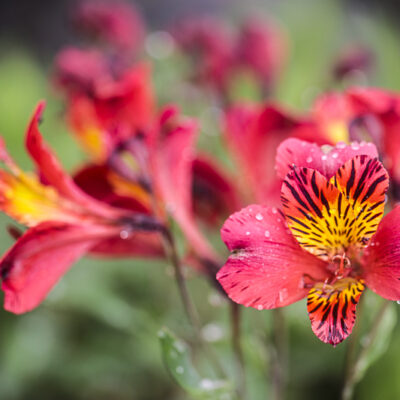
[[217, 205, 327, 309], [362, 206, 400, 301], [0, 222, 117, 314], [275, 138, 379, 180]]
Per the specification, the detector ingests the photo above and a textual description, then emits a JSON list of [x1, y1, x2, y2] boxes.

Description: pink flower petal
[[0, 222, 118, 314], [347, 87, 397, 115], [276, 138, 378, 180], [224, 104, 299, 204], [362, 206, 400, 301], [235, 17, 287, 89], [26, 102, 123, 219], [73, 163, 150, 213], [74, 0, 145, 52], [90, 232, 164, 258], [217, 205, 327, 309], [148, 107, 218, 262]]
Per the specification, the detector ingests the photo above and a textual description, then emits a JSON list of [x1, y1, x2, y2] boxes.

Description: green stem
[[341, 300, 391, 400], [270, 308, 288, 400], [231, 302, 246, 399], [161, 228, 226, 378], [162, 229, 201, 330]]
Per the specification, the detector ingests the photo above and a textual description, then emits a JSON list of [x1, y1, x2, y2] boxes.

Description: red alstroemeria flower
[[148, 106, 220, 267], [73, 0, 145, 52], [61, 62, 155, 161], [72, 105, 222, 272], [0, 102, 164, 314], [217, 139, 400, 346], [224, 103, 330, 205], [191, 156, 241, 227], [307, 88, 400, 200], [235, 17, 287, 93], [331, 45, 374, 83], [171, 16, 234, 95], [53, 47, 114, 97]]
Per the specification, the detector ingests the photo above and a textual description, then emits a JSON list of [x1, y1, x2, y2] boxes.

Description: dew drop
[[245, 231, 251, 236], [255, 213, 263, 221], [337, 142, 346, 149], [200, 379, 216, 390], [176, 366, 184, 374], [120, 230, 129, 239], [397, 301, 400, 305], [175, 342, 186, 353], [279, 288, 288, 303], [321, 155, 328, 161], [332, 153, 339, 159], [272, 208, 278, 214], [351, 143, 360, 150], [306, 156, 313, 163], [201, 323, 224, 342], [264, 230, 270, 238], [257, 304, 263, 310]]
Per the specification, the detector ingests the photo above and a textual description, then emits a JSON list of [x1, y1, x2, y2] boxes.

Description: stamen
[[332, 253, 351, 279]]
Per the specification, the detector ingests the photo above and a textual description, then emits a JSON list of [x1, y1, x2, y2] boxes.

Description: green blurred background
[[1, 0, 400, 399]]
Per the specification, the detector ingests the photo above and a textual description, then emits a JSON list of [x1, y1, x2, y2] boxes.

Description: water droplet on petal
[[120, 230, 129, 239], [272, 208, 278, 214], [279, 288, 289, 303], [332, 152, 339, 159], [257, 304, 263, 310], [264, 230, 270, 238], [306, 156, 313, 163], [321, 155, 328, 161], [255, 213, 263, 221], [246, 231, 251, 236]]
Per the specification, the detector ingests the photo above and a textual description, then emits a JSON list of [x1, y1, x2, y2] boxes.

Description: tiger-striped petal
[[307, 278, 364, 346], [281, 155, 388, 260]]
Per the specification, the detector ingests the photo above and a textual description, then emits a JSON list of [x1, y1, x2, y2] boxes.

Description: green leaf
[[158, 327, 234, 400], [355, 301, 397, 382]]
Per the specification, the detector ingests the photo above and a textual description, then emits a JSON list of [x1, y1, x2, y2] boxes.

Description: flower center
[[331, 253, 351, 279]]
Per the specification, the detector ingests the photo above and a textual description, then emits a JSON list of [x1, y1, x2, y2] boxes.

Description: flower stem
[[231, 302, 246, 399], [162, 229, 201, 330], [341, 299, 391, 400], [161, 228, 226, 378], [270, 308, 288, 400]]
